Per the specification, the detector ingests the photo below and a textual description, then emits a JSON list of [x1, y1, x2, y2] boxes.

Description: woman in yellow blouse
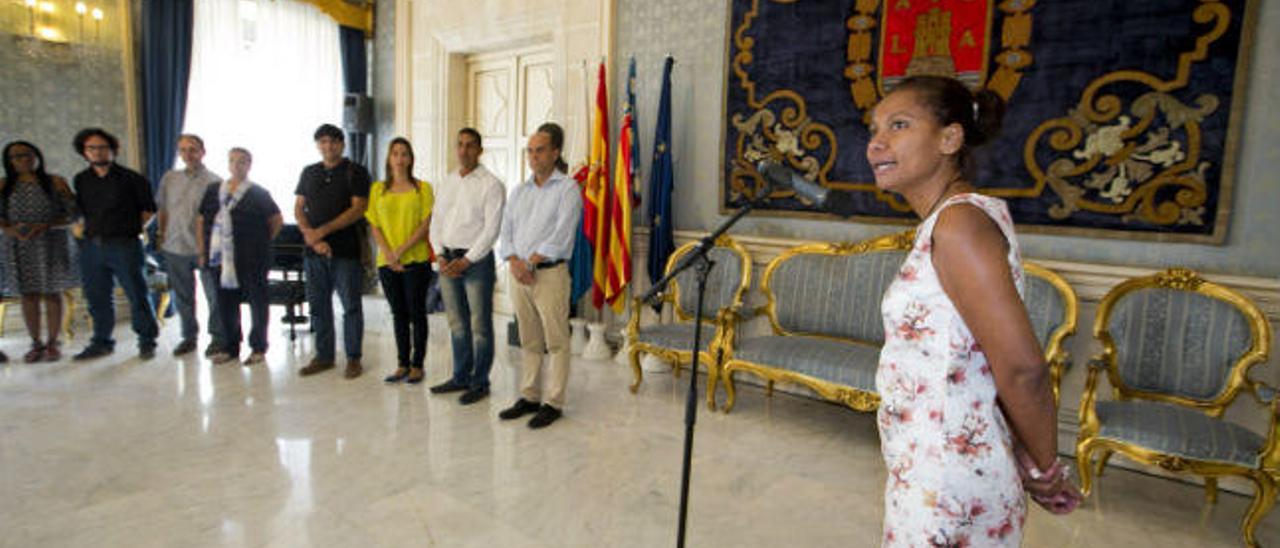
[[366, 137, 435, 384]]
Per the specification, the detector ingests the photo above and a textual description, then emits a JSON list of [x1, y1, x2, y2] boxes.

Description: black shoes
[[459, 386, 489, 405], [498, 398, 541, 420], [527, 405, 562, 429], [139, 345, 157, 360], [173, 339, 197, 356], [73, 345, 113, 361], [430, 380, 468, 394]]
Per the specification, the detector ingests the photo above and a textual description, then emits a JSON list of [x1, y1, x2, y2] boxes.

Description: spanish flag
[[584, 62, 611, 310], [603, 59, 639, 312]]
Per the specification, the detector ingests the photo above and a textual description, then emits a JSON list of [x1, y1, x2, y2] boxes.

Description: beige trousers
[[509, 263, 571, 408]]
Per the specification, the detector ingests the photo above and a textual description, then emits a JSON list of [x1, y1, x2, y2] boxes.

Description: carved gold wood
[[301, 0, 374, 35], [626, 235, 753, 411], [1076, 267, 1277, 547]]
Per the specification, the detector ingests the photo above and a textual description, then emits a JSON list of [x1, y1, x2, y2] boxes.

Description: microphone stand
[[640, 187, 772, 548]]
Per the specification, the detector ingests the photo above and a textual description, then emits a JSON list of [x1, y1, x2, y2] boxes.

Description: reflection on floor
[[0, 299, 1272, 547]]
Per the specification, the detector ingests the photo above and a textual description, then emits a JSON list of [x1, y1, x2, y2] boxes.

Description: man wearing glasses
[[70, 127, 160, 361]]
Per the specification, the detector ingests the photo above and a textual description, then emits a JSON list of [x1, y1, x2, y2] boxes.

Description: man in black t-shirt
[[69, 127, 161, 361], [294, 124, 371, 379]]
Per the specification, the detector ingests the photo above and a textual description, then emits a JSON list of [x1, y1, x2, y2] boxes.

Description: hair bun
[[968, 88, 1006, 147]]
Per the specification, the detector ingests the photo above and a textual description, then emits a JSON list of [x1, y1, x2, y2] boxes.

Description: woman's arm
[[931, 205, 1058, 471], [392, 215, 431, 259]]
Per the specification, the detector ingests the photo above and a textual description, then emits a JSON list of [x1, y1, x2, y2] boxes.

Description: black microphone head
[[755, 159, 790, 190]]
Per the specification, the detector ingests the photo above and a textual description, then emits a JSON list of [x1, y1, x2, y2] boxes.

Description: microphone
[[756, 160, 859, 218]]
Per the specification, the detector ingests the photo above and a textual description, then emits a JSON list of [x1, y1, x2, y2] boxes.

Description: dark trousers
[[78, 237, 159, 349], [378, 262, 433, 369], [213, 267, 270, 355]]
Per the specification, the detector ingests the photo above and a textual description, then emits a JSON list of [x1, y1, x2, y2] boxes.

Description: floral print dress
[[876, 193, 1026, 547]]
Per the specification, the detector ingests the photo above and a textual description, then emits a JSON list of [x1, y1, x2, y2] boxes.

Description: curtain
[[183, 0, 343, 221], [141, 0, 194, 189], [338, 25, 368, 168]]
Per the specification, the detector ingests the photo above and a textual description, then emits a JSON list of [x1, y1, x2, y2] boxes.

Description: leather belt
[[534, 259, 565, 270]]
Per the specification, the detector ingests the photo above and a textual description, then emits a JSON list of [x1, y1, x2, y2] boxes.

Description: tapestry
[[721, 0, 1256, 243]]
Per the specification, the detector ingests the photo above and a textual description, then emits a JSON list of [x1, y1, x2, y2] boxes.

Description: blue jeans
[[79, 238, 159, 349], [438, 253, 496, 389], [304, 255, 363, 362], [162, 251, 225, 346]]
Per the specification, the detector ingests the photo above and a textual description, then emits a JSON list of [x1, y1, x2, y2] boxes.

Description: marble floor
[[0, 299, 1275, 547]]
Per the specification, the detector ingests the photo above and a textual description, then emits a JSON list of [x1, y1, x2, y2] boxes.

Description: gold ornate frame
[[1076, 267, 1277, 547], [721, 230, 914, 413], [626, 234, 753, 411], [1023, 261, 1079, 407]]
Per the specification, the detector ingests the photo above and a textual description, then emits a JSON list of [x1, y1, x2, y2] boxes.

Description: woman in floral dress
[[1, 141, 78, 362], [869, 76, 1078, 547]]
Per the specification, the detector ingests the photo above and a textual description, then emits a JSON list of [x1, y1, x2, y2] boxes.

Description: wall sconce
[[21, 0, 107, 44], [15, 0, 112, 64]]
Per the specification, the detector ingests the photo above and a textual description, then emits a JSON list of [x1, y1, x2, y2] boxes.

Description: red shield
[[878, 0, 993, 92]]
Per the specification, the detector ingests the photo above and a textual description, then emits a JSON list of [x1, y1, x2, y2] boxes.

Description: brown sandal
[[24, 341, 45, 363], [43, 341, 61, 362]]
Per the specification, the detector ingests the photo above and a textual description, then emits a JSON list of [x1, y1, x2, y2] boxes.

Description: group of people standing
[[0, 121, 581, 430]]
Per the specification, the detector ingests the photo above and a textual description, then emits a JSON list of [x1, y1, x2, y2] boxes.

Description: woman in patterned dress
[[1, 141, 79, 362], [869, 76, 1078, 547]]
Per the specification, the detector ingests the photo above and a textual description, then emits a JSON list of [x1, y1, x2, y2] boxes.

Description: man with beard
[[70, 128, 160, 361]]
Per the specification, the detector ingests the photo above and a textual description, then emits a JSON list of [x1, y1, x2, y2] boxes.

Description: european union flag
[[569, 167, 594, 313], [646, 56, 675, 311]]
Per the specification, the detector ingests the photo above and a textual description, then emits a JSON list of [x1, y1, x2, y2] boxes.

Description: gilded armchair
[[627, 234, 752, 410], [1075, 268, 1276, 547], [1022, 262, 1079, 407]]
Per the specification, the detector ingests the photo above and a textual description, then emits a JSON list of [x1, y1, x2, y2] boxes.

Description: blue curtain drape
[[338, 25, 368, 95], [338, 25, 368, 167], [141, 0, 194, 189]]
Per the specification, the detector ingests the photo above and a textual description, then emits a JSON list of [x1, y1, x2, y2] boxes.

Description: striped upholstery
[[770, 250, 906, 343], [1096, 400, 1264, 467], [637, 323, 714, 352], [673, 247, 743, 321], [1023, 273, 1066, 351], [1109, 288, 1252, 400], [731, 336, 881, 392]]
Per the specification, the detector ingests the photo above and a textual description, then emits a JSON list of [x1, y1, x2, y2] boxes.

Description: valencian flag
[[601, 58, 639, 312], [646, 56, 675, 308], [583, 62, 611, 310]]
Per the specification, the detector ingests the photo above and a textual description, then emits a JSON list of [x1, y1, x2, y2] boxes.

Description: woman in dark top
[[196, 148, 282, 366], [1, 141, 78, 362]]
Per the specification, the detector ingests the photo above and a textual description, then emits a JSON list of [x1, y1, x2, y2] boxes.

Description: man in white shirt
[[497, 122, 582, 429], [156, 134, 224, 357], [429, 128, 506, 405]]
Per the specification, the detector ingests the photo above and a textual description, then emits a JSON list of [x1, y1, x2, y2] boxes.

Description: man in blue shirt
[[497, 122, 582, 429]]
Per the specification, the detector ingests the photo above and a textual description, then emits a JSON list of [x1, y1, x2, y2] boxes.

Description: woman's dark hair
[[890, 75, 1006, 174], [3, 141, 56, 209], [72, 127, 120, 157], [535, 122, 568, 173], [383, 137, 418, 188]]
